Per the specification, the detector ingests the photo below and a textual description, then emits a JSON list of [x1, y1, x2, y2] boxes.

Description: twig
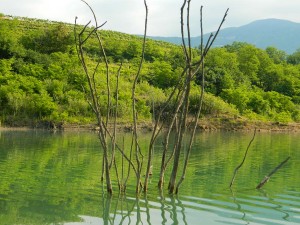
[[229, 129, 256, 188], [256, 157, 290, 189], [133, 0, 148, 193], [175, 5, 206, 194]]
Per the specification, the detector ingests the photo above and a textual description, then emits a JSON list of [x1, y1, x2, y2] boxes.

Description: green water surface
[[0, 130, 299, 224]]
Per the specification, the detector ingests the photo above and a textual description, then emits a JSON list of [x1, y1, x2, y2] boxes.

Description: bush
[[190, 91, 239, 117], [273, 111, 293, 123]]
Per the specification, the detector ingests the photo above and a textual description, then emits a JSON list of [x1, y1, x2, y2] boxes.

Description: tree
[[260, 64, 283, 91], [0, 19, 25, 58], [200, 48, 237, 95], [0, 58, 14, 75], [221, 87, 250, 113], [147, 60, 179, 89], [236, 44, 260, 85], [266, 46, 287, 64], [123, 40, 142, 59], [30, 23, 73, 54], [287, 49, 300, 65]]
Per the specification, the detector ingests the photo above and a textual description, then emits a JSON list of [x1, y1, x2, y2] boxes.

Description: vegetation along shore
[[1, 14, 300, 131]]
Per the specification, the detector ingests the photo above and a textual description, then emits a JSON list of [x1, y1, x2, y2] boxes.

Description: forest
[[1, 14, 300, 127]]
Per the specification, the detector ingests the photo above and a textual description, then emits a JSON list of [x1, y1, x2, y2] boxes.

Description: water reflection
[[95, 193, 189, 225], [0, 130, 300, 225], [89, 189, 300, 225], [258, 189, 290, 222], [230, 188, 249, 224], [227, 188, 300, 225]]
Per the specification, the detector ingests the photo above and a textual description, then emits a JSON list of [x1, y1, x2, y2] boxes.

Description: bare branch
[[180, 0, 189, 62], [132, 0, 148, 193], [204, 8, 229, 54], [229, 129, 256, 188], [75, 0, 113, 194], [175, 6, 206, 194], [81, 21, 107, 45], [187, 0, 192, 59], [200, 6, 204, 54], [256, 157, 290, 189]]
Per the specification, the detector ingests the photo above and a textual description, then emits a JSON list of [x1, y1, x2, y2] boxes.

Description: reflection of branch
[[230, 189, 249, 224], [102, 195, 113, 225], [176, 197, 188, 225], [159, 194, 189, 225], [119, 195, 136, 224], [100, 194, 190, 224], [229, 129, 256, 188], [144, 197, 151, 224], [111, 193, 120, 225], [256, 156, 290, 189], [170, 197, 179, 224], [136, 198, 142, 225], [258, 189, 290, 221], [159, 193, 168, 225]]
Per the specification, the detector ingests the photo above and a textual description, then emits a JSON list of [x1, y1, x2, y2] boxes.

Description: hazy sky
[[0, 0, 299, 36]]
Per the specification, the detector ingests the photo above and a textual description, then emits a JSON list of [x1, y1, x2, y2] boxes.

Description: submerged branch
[[256, 156, 291, 189], [229, 129, 256, 188]]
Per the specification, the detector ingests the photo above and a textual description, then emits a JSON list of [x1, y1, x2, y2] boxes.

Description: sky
[[0, 0, 299, 37]]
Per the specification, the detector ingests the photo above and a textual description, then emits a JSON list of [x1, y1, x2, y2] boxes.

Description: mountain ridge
[[147, 18, 300, 54]]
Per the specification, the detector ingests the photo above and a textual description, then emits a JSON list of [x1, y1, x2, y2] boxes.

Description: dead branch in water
[[229, 129, 256, 188], [76, 0, 229, 195], [256, 156, 290, 189]]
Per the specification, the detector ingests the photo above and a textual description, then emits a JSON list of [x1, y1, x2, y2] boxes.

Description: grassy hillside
[[0, 15, 300, 128]]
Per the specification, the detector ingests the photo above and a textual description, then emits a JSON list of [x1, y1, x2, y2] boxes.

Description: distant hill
[[148, 19, 300, 54]]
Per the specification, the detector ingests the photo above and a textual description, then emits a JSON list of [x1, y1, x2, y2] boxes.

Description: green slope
[[0, 14, 300, 128]]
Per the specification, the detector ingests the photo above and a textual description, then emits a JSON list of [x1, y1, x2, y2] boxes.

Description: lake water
[[0, 130, 299, 224]]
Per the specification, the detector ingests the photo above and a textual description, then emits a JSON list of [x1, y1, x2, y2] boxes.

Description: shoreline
[[1, 117, 300, 133], [196, 117, 300, 132]]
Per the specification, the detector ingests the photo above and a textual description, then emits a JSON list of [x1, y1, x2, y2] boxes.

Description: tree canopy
[[0, 15, 300, 126]]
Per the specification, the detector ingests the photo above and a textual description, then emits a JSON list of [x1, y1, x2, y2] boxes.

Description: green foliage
[[200, 48, 238, 95], [0, 58, 13, 75], [146, 60, 180, 89], [236, 44, 261, 84], [0, 19, 24, 58], [266, 46, 287, 64], [287, 49, 300, 65], [221, 87, 250, 113], [222, 86, 299, 121], [0, 16, 300, 126], [23, 23, 73, 54], [189, 88, 238, 117]]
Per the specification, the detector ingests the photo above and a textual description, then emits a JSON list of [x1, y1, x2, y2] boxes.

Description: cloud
[[1, 0, 300, 36]]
